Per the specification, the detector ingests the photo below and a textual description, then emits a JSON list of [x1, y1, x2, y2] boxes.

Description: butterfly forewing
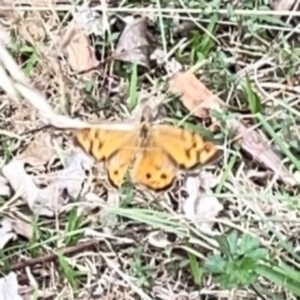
[[151, 125, 218, 169], [75, 127, 141, 188], [75, 128, 137, 161]]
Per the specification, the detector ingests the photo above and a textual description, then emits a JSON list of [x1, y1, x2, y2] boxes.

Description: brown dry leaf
[[270, 0, 296, 10], [229, 118, 298, 186], [62, 25, 99, 74], [169, 69, 298, 186], [17, 132, 55, 167], [113, 16, 151, 69], [169, 71, 222, 119]]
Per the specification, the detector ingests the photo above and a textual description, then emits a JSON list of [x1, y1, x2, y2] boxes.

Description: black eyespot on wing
[[161, 173, 167, 180], [146, 172, 152, 179]]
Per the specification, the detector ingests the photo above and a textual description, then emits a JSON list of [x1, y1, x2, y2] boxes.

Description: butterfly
[[74, 117, 218, 192]]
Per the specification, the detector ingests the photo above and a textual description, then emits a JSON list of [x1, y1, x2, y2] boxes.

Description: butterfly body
[[75, 121, 217, 192]]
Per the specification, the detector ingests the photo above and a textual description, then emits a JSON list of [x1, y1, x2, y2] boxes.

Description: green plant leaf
[[217, 230, 239, 258], [188, 252, 203, 286], [239, 234, 260, 255], [245, 248, 268, 260], [257, 263, 300, 296], [243, 76, 262, 114], [57, 253, 78, 289], [278, 261, 300, 283], [127, 63, 138, 111], [204, 255, 226, 273]]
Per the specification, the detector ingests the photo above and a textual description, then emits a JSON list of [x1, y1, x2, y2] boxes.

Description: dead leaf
[[183, 176, 223, 234], [17, 131, 55, 167], [2, 148, 92, 217], [62, 25, 99, 74], [2, 159, 55, 216], [169, 71, 222, 119], [51, 148, 93, 199], [230, 118, 298, 186], [100, 190, 120, 231], [0, 219, 15, 249], [74, 7, 110, 36], [19, 285, 43, 300], [18, 286, 36, 300], [147, 231, 171, 248], [0, 272, 22, 300], [0, 23, 11, 46], [270, 0, 296, 10], [131, 88, 166, 121], [10, 218, 34, 240], [113, 16, 151, 69], [169, 69, 299, 186], [198, 170, 220, 190], [0, 176, 10, 197]]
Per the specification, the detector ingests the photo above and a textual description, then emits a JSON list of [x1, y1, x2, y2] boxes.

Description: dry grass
[[1, 1, 300, 300]]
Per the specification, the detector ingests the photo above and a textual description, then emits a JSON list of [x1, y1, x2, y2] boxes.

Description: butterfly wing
[[131, 139, 177, 192], [151, 125, 217, 170], [75, 128, 139, 188], [75, 128, 136, 161], [105, 147, 136, 188]]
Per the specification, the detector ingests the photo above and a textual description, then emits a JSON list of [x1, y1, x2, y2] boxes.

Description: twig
[[11, 240, 98, 271]]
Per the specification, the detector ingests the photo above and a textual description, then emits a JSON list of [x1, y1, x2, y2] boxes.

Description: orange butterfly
[[75, 117, 218, 192]]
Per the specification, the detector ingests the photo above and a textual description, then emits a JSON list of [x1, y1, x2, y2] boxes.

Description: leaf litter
[[2, 147, 93, 217], [270, 0, 296, 11], [183, 175, 223, 234], [0, 218, 15, 250], [113, 15, 151, 69], [0, 4, 300, 299], [60, 23, 99, 76], [0, 176, 10, 197], [0, 272, 22, 300], [169, 68, 299, 187]]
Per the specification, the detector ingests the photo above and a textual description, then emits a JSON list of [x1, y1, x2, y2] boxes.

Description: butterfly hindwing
[[130, 138, 177, 192]]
